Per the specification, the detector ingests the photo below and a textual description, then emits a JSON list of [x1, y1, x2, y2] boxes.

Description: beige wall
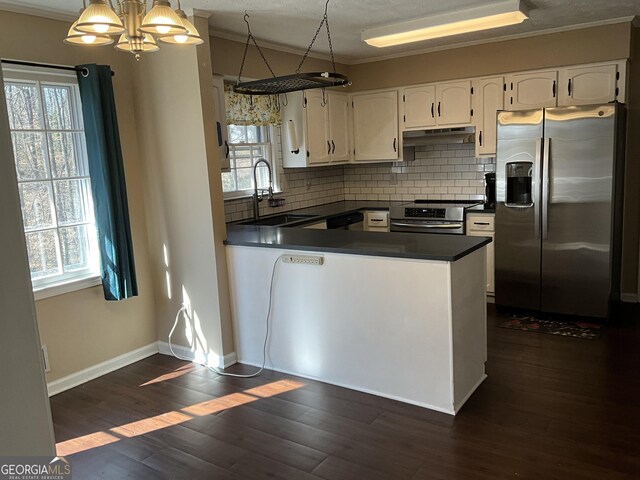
[[348, 23, 632, 91], [210, 35, 350, 79], [134, 16, 234, 363], [0, 10, 157, 382]]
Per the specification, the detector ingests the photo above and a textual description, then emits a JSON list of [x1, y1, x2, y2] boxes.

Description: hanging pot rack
[[234, 0, 350, 96]]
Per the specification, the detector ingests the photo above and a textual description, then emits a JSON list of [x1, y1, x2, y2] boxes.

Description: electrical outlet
[[41, 345, 51, 373], [282, 254, 324, 266]]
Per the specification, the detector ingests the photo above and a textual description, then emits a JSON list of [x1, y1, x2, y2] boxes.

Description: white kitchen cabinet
[[506, 70, 558, 110], [467, 213, 495, 297], [472, 77, 504, 157], [403, 85, 436, 129], [402, 81, 471, 129], [305, 89, 331, 165], [281, 90, 351, 167], [436, 80, 472, 126], [558, 63, 620, 106], [328, 92, 351, 163], [352, 90, 399, 162], [212, 75, 230, 171]]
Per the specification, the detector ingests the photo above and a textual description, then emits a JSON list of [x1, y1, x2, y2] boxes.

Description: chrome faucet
[[252, 158, 273, 220]]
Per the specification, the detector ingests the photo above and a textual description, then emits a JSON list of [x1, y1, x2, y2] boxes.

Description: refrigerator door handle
[[534, 137, 542, 240], [541, 138, 551, 240]]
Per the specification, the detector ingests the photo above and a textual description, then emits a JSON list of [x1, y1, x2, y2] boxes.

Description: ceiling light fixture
[[362, 0, 529, 48], [65, 0, 200, 60]]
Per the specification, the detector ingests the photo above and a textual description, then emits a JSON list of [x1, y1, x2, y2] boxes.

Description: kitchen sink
[[240, 213, 317, 226]]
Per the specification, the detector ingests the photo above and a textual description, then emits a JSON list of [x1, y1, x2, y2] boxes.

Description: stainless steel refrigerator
[[495, 104, 625, 319]]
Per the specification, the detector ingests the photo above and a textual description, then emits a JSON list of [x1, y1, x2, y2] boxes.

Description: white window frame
[[222, 124, 280, 200], [3, 66, 101, 298]]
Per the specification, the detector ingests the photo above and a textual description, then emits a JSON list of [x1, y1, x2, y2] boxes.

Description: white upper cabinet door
[[212, 75, 231, 171], [304, 90, 331, 165], [506, 70, 558, 110], [472, 77, 504, 157], [352, 90, 399, 162], [558, 64, 618, 106], [436, 80, 472, 126], [328, 92, 351, 163], [403, 85, 436, 129]]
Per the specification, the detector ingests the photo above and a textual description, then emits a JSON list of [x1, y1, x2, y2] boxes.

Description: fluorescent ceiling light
[[362, 0, 529, 48]]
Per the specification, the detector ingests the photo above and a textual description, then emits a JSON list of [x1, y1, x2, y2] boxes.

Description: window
[[221, 124, 277, 198], [3, 69, 99, 292]]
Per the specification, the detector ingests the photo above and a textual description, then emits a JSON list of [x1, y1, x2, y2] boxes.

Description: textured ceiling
[[0, 0, 638, 62]]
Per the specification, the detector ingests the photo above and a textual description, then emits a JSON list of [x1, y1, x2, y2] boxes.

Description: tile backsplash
[[344, 143, 494, 202], [224, 141, 495, 221]]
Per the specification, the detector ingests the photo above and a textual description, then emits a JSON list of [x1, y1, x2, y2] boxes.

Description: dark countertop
[[228, 201, 400, 227], [225, 225, 491, 262]]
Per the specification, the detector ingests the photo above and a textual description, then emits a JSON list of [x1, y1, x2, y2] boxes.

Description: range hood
[[402, 127, 475, 146]]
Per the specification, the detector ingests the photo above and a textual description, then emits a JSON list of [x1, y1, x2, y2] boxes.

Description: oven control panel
[[404, 208, 447, 219]]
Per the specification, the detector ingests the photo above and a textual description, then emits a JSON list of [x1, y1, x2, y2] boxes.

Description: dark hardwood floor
[[50, 305, 640, 479]]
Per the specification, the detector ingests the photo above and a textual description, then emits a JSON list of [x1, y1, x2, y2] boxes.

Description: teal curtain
[[76, 64, 138, 301]]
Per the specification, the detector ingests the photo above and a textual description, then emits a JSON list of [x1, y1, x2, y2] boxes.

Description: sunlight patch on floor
[[55, 379, 305, 457]]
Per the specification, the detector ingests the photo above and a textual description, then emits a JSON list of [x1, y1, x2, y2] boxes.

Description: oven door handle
[[390, 221, 461, 229]]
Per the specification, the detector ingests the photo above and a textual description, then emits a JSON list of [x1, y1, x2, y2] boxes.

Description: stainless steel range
[[389, 201, 481, 235]]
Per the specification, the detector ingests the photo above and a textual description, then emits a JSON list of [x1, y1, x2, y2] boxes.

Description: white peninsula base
[[226, 245, 487, 415]]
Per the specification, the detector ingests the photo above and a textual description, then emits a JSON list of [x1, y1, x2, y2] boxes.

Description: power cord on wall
[[167, 256, 283, 378]]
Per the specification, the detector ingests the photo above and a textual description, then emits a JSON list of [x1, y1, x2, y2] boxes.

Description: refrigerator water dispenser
[[505, 162, 533, 207]]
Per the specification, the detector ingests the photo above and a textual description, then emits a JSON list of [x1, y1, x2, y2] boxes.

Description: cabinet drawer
[[467, 215, 494, 233], [366, 211, 389, 228]]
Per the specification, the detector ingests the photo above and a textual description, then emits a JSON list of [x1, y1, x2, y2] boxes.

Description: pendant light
[[139, 0, 187, 35], [74, 0, 125, 35], [64, 10, 114, 45], [158, 8, 203, 45], [115, 33, 160, 53]]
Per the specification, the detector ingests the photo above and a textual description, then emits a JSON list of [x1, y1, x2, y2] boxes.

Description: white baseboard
[[46, 342, 159, 397], [621, 293, 638, 303], [238, 358, 457, 416], [157, 341, 237, 369]]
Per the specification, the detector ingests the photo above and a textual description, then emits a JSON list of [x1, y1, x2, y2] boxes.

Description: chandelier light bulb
[[82, 34, 97, 44], [156, 25, 171, 34], [174, 34, 188, 43], [92, 23, 109, 33]]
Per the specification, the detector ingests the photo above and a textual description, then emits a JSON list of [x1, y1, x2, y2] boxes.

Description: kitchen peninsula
[[225, 225, 490, 414]]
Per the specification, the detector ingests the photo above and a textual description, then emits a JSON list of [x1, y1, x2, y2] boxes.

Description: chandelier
[[64, 0, 203, 60]]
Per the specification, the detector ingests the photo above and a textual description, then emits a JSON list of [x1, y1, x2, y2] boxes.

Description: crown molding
[[349, 16, 637, 65], [0, 1, 75, 22]]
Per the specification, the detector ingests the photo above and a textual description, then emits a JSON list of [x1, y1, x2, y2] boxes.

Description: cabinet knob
[[568, 78, 572, 96], [393, 138, 397, 152], [327, 141, 331, 155], [431, 103, 435, 118], [331, 140, 336, 154]]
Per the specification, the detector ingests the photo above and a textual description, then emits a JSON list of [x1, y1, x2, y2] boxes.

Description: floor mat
[[498, 315, 603, 339]]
